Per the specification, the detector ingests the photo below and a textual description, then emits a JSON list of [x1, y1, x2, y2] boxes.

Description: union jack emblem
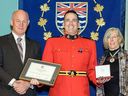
[[56, 2, 88, 35]]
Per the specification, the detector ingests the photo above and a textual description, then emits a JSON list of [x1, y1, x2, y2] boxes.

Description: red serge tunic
[[42, 36, 97, 96]]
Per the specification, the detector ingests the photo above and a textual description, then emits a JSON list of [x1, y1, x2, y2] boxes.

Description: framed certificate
[[19, 58, 61, 86], [95, 65, 111, 78]]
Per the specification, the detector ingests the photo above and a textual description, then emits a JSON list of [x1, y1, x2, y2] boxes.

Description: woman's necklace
[[109, 49, 120, 63]]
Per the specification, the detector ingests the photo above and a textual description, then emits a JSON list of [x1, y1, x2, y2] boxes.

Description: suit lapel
[[24, 38, 31, 63], [7, 33, 23, 64]]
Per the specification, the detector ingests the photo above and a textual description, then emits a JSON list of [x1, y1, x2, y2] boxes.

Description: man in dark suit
[[0, 10, 41, 96]]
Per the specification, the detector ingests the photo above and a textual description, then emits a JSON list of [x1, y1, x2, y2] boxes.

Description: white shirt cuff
[[8, 78, 16, 87], [30, 84, 34, 89]]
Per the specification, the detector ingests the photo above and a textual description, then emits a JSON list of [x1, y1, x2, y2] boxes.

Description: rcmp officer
[[42, 10, 97, 96]]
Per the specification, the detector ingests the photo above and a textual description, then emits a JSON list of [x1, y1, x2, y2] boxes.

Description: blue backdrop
[[19, 0, 125, 96]]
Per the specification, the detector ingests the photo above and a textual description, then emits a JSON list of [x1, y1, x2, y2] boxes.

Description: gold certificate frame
[[19, 58, 61, 86]]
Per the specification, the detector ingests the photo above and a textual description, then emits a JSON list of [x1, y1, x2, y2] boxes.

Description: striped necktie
[[17, 38, 23, 62]]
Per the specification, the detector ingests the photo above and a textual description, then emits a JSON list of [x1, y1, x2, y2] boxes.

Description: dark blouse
[[103, 49, 119, 96]]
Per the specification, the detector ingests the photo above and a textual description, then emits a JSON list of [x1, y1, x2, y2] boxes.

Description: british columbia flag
[[56, 2, 88, 34]]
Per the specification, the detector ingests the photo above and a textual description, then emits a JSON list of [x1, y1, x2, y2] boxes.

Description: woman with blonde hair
[[97, 27, 128, 96]]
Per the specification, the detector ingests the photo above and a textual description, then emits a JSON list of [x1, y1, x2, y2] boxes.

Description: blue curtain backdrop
[[19, 0, 125, 96]]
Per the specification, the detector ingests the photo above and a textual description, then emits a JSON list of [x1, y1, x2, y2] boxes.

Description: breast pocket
[[76, 48, 90, 63], [53, 49, 68, 62]]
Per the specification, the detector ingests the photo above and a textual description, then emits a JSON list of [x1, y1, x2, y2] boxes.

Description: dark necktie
[[17, 38, 23, 62]]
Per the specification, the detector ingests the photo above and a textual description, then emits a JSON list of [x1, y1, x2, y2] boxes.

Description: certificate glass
[[19, 58, 61, 86], [95, 65, 111, 78]]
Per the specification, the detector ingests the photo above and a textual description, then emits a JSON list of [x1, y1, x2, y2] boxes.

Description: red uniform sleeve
[[87, 40, 97, 85], [42, 38, 54, 62]]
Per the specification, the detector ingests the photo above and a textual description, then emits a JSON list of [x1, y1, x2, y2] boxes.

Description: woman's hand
[[96, 76, 113, 87]]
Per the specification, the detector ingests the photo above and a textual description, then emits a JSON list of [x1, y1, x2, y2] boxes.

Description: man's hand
[[13, 80, 30, 95]]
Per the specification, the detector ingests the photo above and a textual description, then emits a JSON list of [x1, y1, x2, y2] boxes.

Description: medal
[[110, 57, 115, 63], [109, 49, 120, 63]]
